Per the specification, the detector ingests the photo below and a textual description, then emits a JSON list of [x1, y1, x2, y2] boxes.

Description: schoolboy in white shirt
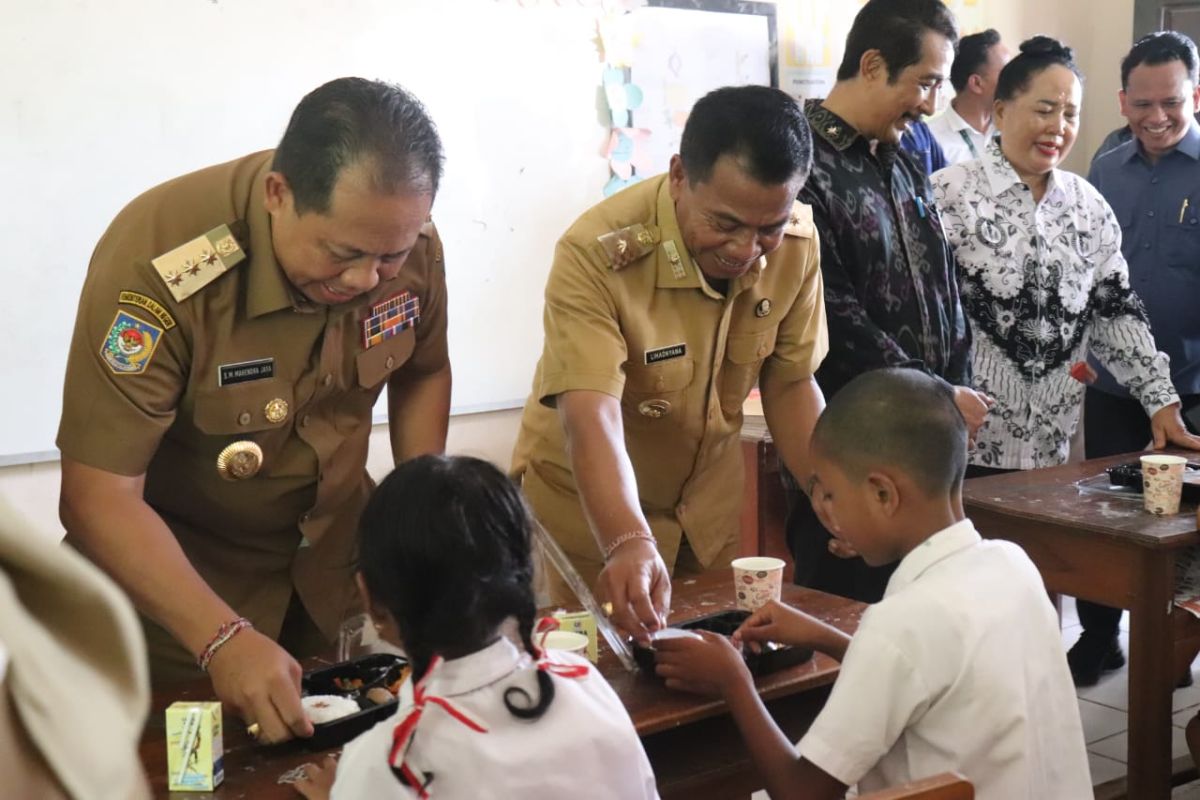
[[655, 368, 1091, 799]]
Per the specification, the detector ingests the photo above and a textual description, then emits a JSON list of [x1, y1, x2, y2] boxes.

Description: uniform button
[[302, 414, 312, 427], [1152, 177, 1160, 184], [385, 356, 395, 370], [237, 411, 252, 426], [757, 345, 768, 357], [1144, 242, 1152, 249], [1147, 210, 1155, 218], [322, 374, 333, 388]]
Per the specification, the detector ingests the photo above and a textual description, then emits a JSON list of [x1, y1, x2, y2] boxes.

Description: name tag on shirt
[[218, 358, 275, 387], [645, 343, 686, 364]]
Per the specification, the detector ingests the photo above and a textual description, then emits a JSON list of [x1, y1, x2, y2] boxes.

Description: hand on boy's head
[[596, 539, 671, 645], [293, 756, 338, 800], [208, 629, 314, 744], [654, 630, 748, 697], [951, 385, 993, 436], [734, 600, 820, 652]]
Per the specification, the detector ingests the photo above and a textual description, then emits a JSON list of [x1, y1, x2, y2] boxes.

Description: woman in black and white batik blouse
[[932, 36, 1187, 471]]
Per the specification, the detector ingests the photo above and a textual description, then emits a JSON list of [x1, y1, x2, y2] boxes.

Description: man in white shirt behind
[[929, 29, 1011, 165]]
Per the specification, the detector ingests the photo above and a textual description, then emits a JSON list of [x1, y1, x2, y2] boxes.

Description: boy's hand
[[734, 600, 823, 653], [293, 756, 337, 800], [654, 631, 750, 698]]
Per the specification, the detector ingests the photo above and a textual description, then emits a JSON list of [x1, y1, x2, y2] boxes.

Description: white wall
[[0, 0, 1137, 543]]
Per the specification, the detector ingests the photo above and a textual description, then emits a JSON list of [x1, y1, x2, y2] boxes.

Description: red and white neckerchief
[[534, 617, 590, 679], [388, 655, 488, 798]]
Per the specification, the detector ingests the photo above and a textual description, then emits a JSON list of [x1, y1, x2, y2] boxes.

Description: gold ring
[[601, 602, 614, 616], [246, 722, 261, 739]]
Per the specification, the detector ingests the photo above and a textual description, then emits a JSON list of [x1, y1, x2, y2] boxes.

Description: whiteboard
[[0, 0, 614, 463]]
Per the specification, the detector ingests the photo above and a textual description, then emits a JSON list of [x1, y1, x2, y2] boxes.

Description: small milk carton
[[166, 701, 224, 791], [553, 610, 598, 662]]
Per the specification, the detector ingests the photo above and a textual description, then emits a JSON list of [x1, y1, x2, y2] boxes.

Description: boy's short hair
[[812, 368, 967, 496]]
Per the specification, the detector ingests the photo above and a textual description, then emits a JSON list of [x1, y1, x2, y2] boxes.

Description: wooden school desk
[[139, 569, 865, 799], [963, 454, 1199, 800]]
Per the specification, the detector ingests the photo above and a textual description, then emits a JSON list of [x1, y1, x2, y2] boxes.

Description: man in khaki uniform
[[513, 86, 828, 641], [57, 78, 450, 744]]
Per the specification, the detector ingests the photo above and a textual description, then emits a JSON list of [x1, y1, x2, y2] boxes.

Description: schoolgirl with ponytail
[[293, 455, 658, 800]]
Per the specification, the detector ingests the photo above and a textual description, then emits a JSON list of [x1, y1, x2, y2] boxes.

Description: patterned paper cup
[[732, 556, 786, 612], [1141, 454, 1188, 515]]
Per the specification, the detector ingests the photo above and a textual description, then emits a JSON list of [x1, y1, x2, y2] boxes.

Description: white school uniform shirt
[[797, 519, 1092, 799], [927, 104, 994, 166], [331, 637, 659, 799]]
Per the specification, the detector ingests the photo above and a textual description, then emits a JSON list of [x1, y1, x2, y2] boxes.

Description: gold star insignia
[[167, 271, 183, 287], [201, 250, 219, 267], [184, 259, 202, 277], [826, 125, 840, 137]]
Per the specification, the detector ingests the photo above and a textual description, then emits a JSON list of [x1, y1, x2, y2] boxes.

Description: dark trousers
[[784, 477, 894, 603], [1077, 389, 1200, 639]]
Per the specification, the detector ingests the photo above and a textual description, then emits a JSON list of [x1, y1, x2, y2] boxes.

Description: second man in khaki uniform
[[513, 86, 828, 640]]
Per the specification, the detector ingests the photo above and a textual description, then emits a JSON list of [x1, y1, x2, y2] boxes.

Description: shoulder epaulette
[[151, 222, 247, 302], [784, 201, 815, 239], [593, 223, 659, 271]]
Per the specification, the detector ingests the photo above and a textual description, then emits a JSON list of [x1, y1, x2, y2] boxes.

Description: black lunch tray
[[1106, 461, 1200, 503], [632, 609, 813, 677], [299, 653, 408, 750]]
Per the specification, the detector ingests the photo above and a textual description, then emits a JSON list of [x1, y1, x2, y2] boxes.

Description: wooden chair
[[856, 772, 974, 800]]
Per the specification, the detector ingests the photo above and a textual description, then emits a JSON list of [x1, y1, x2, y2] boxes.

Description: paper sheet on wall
[[625, 6, 771, 177]]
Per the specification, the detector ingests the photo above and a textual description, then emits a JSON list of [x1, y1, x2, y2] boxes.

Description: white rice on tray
[[302, 694, 360, 725]]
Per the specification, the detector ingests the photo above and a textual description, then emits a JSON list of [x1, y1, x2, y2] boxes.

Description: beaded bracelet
[[197, 617, 254, 672], [601, 530, 657, 562]]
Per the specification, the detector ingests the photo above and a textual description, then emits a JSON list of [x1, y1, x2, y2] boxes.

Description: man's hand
[[293, 756, 337, 800], [595, 539, 670, 645], [952, 385, 994, 437], [1151, 404, 1200, 451], [207, 629, 313, 745], [655, 630, 751, 698], [733, 599, 852, 661]]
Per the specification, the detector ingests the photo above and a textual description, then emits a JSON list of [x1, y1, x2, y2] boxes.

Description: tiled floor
[[1061, 597, 1200, 798]]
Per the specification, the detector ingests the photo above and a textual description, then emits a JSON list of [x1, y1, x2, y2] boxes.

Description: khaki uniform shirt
[[57, 151, 448, 647], [0, 512, 150, 800], [512, 175, 827, 570]]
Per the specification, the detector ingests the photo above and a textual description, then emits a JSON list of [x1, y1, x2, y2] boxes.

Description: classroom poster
[[775, 0, 989, 101], [627, 6, 772, 175]]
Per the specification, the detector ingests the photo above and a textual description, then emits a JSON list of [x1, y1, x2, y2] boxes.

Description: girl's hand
[[293, 756, 337, 800], [654, 631, 750, 698]]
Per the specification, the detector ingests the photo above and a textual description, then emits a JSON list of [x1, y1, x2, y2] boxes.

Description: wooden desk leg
[[739, 439, 761, 558], [1126, 550, 1176, 800]]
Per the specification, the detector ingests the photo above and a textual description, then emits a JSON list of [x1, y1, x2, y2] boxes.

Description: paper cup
[[731, 556, 786, 611], [541, 630, 589, 655], [1141, 455, 1188, 515]]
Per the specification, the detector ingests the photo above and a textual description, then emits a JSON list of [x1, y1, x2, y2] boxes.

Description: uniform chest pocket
[[622, 358, 694, 421], [194, 379, 295, 435], [356, 329, 416, 390], [1163, 218, 1200, 275], [720, 329, 778, 414]]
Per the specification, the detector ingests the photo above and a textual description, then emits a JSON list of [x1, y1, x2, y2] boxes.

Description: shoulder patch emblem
[[151, 224, 246, 302], [596, 224, 658, 270], [784, 201, 814, 238], [118, 290, 176, 330], [100, 310, 163, 375]]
